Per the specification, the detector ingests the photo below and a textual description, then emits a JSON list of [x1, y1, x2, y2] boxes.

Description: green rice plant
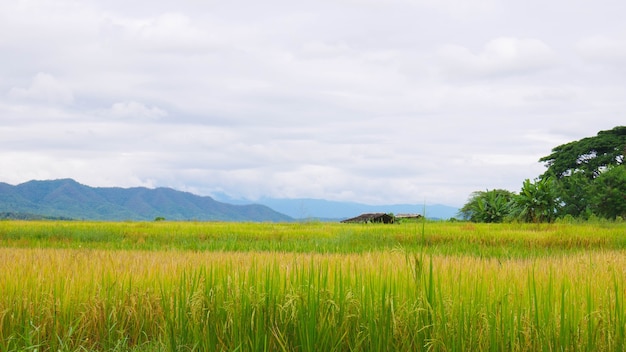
[[2, 220, 626, 258], [2, 222, 626, 350]]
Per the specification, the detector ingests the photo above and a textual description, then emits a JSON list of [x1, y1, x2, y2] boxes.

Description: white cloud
[[0, 151, 158, 189], [298, 41, 353, 59], [438, 37, 559, 78], [108, 101, 168, 120], [101, 12, 224, 54], [8, 73, 74, 105], [1, 0, 625, 207], [339, 0, 498, 17], [419, 0, 498, 17], [576, 35, 626, 64]]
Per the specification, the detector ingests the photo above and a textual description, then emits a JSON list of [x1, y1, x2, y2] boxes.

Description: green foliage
[[553, 172, 593, 218], [540, 126, 626, 179], [511, 177, 559, 223], [464, 126, 626, 222], [590, 165, 626, 219], [458, 189, 515, 223], [538, 126, 626, 221]]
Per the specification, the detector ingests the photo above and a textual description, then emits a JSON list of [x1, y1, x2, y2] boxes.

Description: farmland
[[1, 220, 626, 351]]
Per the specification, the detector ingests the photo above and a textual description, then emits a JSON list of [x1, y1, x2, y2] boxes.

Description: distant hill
[[214, 196, 460, 220], [0, 212, 72, 220], [0, 179, 292, 222]]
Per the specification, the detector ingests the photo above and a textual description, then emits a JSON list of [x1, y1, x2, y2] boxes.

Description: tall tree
[[539, 126, 626, 219], [590, 166, 626, 219], [461, 126, 626, 222], [554, 172, 593, 218], [540, 126, 626, 179]]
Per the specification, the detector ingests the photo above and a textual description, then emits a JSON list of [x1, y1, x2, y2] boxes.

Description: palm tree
[[459, 189, 515, 223], [511, 177, 559, 223]]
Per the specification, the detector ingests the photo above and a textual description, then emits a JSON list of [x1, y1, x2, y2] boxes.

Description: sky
[[1, 0, 625, 207]]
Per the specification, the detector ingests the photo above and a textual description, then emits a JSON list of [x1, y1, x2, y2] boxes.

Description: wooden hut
[[340, 213, 395, 224]]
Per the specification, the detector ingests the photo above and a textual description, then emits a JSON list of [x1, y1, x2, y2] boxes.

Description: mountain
[[214, 196, 460, 220], [0, 179, 292, 222]]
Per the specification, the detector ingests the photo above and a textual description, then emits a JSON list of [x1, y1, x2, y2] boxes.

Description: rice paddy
[[1, 220, 626, 351]]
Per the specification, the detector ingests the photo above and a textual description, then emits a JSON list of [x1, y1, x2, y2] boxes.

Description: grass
[[1, 220, 626, 351], [1, 220, 626, 257]]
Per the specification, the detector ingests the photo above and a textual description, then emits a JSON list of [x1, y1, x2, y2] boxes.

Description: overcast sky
[[1, 0, 625, 207]]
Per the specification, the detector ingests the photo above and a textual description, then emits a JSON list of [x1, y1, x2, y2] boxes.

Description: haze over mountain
[[0, 179, 291, 221], [214, 195, 459, 220]]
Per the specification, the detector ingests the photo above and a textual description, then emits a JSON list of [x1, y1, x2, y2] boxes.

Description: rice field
[[1, 220, 626, 351]]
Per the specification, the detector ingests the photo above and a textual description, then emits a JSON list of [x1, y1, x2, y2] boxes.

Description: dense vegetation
[[2, 220, 626, 351], [460, 126, 626, 222]]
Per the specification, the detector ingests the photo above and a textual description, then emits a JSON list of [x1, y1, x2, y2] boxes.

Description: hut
[[395, 213, 423, 220], [340, 213, 395, 224]]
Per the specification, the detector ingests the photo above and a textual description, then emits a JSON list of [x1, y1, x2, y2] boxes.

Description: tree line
[[459, 126, 626, 222]]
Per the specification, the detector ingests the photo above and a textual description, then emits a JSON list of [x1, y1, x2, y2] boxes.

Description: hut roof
[[340, 213, 394, 224], [395, 213, 423, 219]]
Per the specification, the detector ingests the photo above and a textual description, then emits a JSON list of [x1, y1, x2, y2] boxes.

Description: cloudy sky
[[1, 0, 625, 207]]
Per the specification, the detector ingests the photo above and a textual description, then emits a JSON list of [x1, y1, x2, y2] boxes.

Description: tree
[[511, 177, 559, 223], [538, 126, 626, 220], [462, 126, 626, 222], [540, 126, 626, 180], [459, 189, 515, 223], [554, 172, 593, 218], [590, 165, 626, 219]]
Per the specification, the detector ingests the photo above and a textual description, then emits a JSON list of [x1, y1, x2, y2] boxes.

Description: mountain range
[[0, 179, 291, 221], [0, 179, 460, 221]]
